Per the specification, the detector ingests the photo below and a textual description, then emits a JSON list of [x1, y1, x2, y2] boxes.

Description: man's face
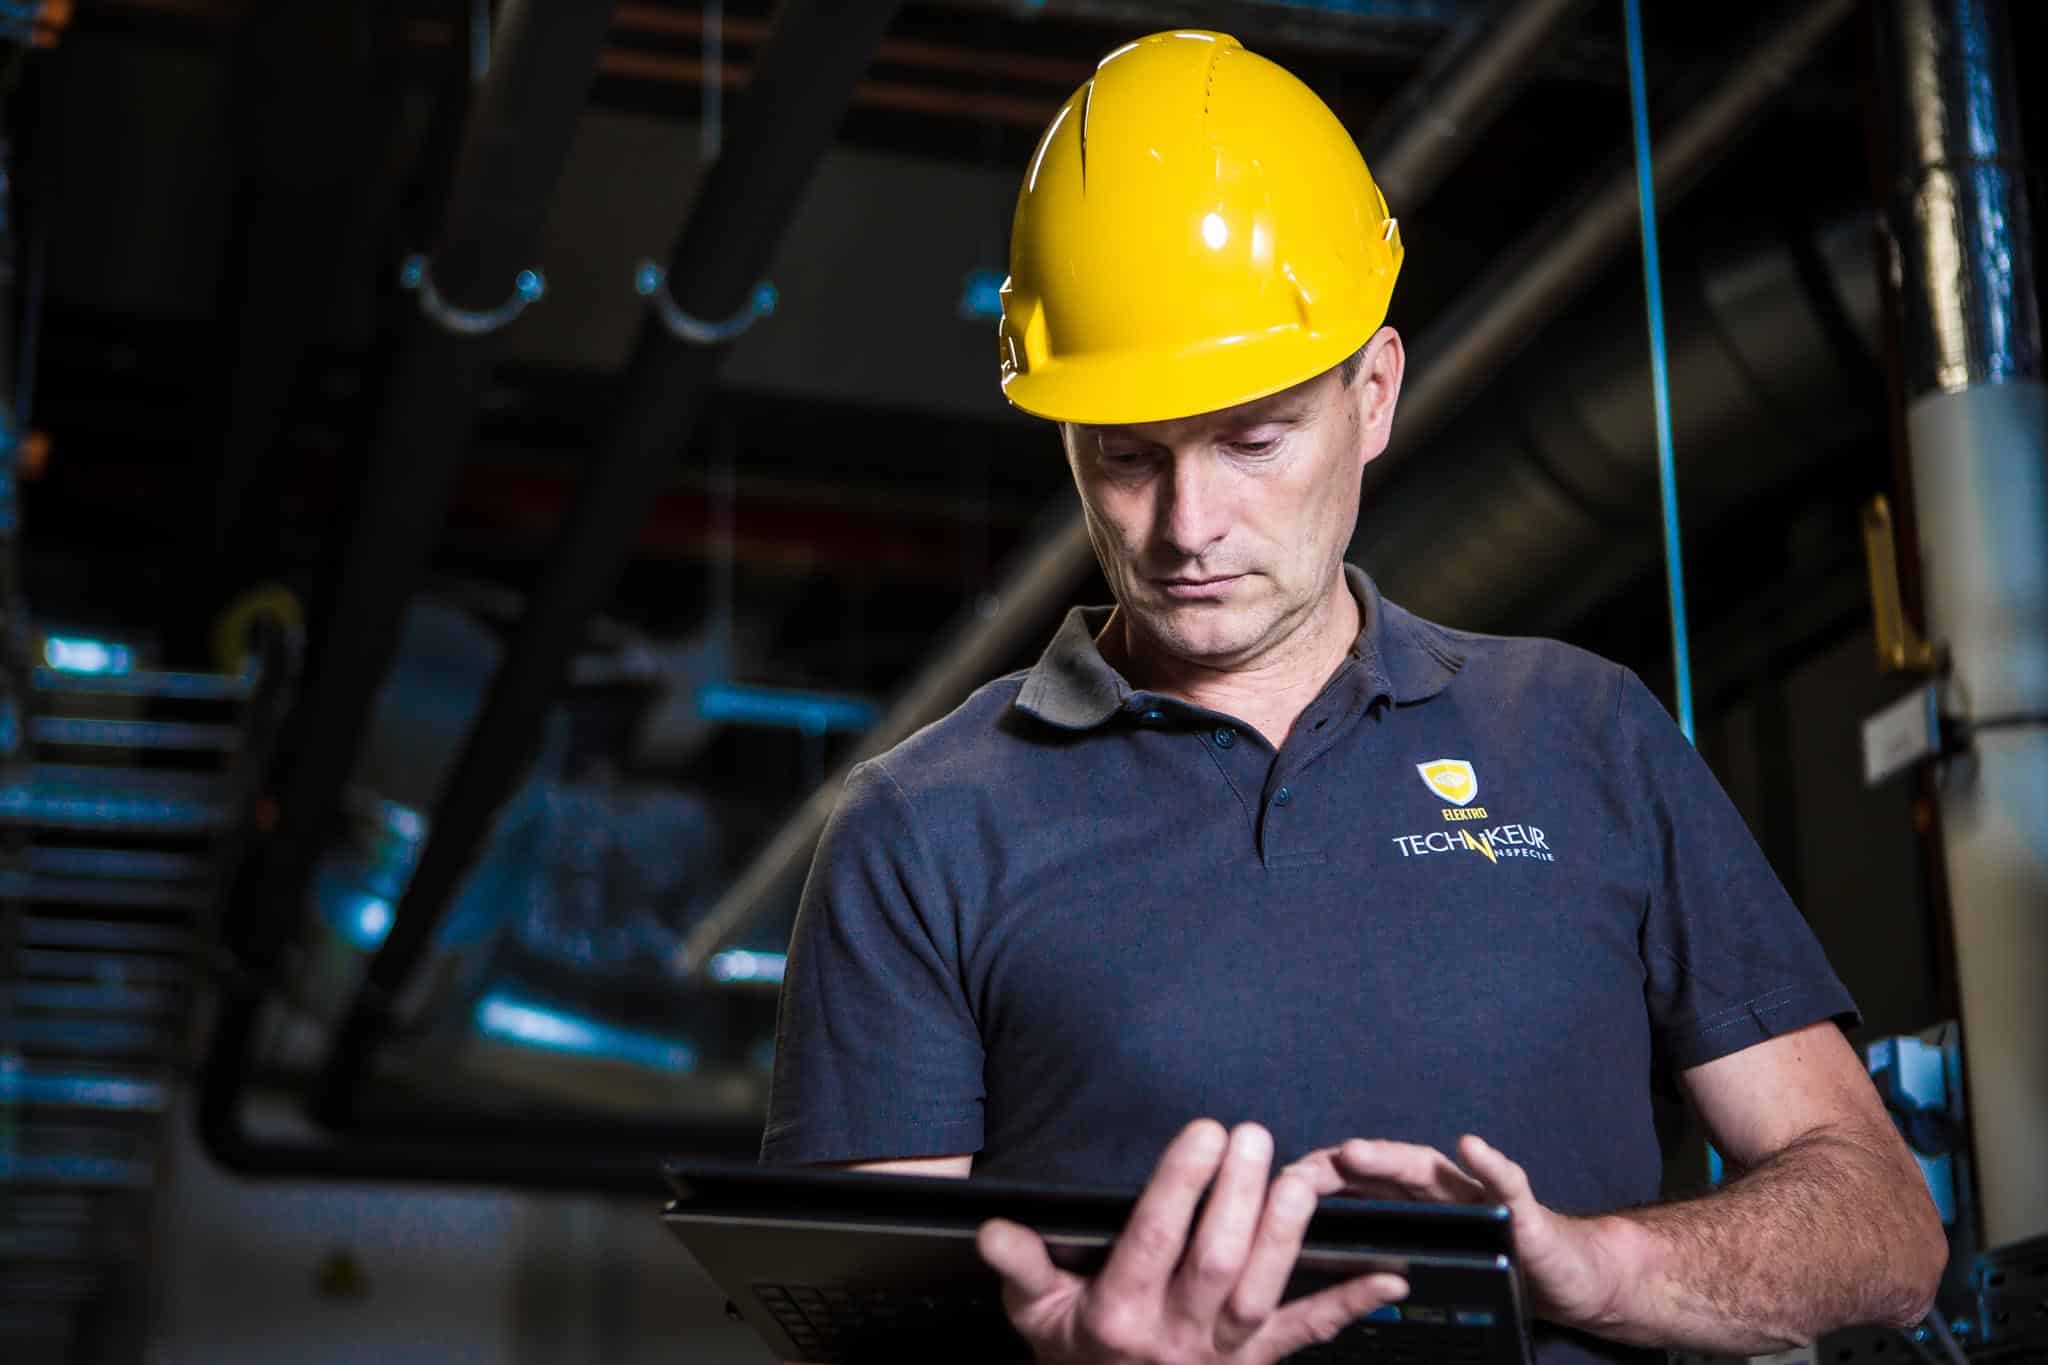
[[1061, 329, 1403, 671]]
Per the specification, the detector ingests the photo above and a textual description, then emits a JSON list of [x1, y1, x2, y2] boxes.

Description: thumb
[[977, 1217, 1066, 1304], [1458, 1135, 1538, 1212]]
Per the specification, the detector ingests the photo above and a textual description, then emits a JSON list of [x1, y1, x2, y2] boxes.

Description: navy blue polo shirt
[[762, 566, 1856, 1365]]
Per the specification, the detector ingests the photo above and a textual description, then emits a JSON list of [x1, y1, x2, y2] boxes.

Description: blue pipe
[[1623, 0, 1696, 743]]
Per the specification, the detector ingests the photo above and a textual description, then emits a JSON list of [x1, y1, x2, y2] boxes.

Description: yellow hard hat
[[999, 30, 1403, 426]]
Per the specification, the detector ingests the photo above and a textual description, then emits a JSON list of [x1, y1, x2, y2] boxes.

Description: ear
[[1355, 326, 1405, 469]]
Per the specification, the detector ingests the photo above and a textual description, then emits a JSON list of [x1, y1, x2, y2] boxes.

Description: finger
[[1279, 1149, 1413, 1203], [1173, 1123, 1274, 1326], [1281, 1146, 1417, 1198], [1335, 1138, 1472, 1196], [977, 1218, 1067, 1305], [1458, 1135, 1536, 1208], [1258, 1272, 1411, 1362], [1097, 1118, 1229, 1302], [1336, 1138, 1488, 1203], [1212, 1171, 1316, 1355], [1278, 1147, 1346, 1197]]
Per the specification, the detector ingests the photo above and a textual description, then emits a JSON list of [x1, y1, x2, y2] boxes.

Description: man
[[762, 29, 1945, 1365]]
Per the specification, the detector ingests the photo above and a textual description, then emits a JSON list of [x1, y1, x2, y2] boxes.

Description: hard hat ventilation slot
[[1077, 79, 1092, 192]]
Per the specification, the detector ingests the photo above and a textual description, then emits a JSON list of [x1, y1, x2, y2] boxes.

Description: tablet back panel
[[661, 1162, 1535, 1364]]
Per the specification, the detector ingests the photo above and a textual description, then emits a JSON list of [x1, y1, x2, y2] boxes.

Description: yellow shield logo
[[1417, 759, 1479, 807]]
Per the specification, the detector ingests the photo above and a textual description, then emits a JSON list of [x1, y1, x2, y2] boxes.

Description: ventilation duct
[[1356, 209, 1881, 636]]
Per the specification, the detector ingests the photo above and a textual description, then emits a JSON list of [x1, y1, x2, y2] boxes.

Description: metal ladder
[[1, 650, 288, 1363]]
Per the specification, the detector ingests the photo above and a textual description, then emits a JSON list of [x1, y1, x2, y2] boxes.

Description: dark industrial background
[[0, 0, 2042, 1361]]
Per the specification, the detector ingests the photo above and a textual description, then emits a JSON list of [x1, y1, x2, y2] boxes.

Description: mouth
[[1150, 574, 1244, 600]]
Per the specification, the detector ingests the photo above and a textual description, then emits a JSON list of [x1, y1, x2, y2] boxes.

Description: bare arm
[[1581, 1022, 1946, 1353], [1292, 1022, 1947, 1356], [839, 1154, 974, 1177]]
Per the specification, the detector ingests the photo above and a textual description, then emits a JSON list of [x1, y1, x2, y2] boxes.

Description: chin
[[1142, 611, 1265, 665]]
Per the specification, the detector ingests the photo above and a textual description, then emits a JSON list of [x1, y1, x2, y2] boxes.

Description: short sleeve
[[759, 758, 985, 1164], [1617, 667, 1859, 1071]]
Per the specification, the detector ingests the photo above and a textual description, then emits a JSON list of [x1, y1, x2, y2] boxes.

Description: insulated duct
[[1363, 0, 1857, 467], [1357, 210, 1882, 635]]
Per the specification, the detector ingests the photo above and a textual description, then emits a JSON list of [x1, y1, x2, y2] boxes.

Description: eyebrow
[[1230, 400, 1313, 427], [1089, 400, 1314, 445]]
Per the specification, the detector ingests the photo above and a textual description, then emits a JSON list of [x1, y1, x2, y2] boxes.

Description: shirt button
[[1213, 726, 1236, 748], [1273, 786, 1292, 807]]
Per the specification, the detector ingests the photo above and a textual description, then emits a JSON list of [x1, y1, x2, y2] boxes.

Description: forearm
[[1579, 1130, 1944, 1354]]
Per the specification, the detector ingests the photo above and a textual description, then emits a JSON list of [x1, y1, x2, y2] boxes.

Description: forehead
[[1067, 369, 1338, 448]]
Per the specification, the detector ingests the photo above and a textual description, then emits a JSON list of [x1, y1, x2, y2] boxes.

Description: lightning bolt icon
[[1461, 829, 1497, 864]]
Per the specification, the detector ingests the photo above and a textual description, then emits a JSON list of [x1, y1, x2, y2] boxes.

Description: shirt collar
[[1014, 565, 1466, 732]]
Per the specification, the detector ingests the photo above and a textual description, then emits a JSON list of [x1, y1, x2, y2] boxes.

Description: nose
[[1158, 453, 1228, 560]]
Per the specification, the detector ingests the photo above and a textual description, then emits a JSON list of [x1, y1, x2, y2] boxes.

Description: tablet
[[661, 1160, 1535, 1363]]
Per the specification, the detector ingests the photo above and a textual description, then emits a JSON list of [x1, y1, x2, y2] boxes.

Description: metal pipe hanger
[[305, 0, 907, 1132], [199, 0, 618, 1179]]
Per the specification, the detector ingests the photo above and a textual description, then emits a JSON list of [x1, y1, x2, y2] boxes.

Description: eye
[[1228, 429, 1290, 458]]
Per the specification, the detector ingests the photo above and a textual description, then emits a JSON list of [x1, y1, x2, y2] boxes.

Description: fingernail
[[1190, 1121, 1228, 1158], [1274, 1178, 1314, 1217], [1235, 1125, 1273, 1163]]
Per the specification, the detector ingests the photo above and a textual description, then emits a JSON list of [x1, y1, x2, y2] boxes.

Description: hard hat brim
[[1000, 316, 1382, 428]]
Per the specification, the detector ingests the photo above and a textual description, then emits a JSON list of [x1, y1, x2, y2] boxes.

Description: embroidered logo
[[1416, 759, 1479, 807]]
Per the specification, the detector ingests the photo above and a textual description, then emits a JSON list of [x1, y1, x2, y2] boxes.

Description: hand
[[1282, 1135, 1625, 1331], [976, 1120, 1409, 1364]]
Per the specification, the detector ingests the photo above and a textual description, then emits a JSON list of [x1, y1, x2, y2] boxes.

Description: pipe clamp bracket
[[399, 254, 546, 335], [635, 261, 777, 345]]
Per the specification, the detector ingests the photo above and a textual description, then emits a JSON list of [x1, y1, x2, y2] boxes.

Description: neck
[[1102, 575, 1360, 748]]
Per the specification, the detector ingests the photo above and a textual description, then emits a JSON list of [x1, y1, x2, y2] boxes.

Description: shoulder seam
[[866, 755, 939, 892], [865, 754, 976, 1011]]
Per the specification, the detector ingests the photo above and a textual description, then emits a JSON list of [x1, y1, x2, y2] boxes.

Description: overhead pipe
[[194, 1117, 737, 1194], [214, 0, 612, 1006], [1362, 0, 1591, 210], [199, 0, 614, 1164], [606, 5, 1094, 88], [676, 0, 1615, 973], [937, 0, 1554, 66], [1879, 0, 2048, 1251], [1369, 0, 1856, 473], [309, 0, 905, 1128], [1356, 209, 1881, 635], [209, 2, 379, 562], [198, 1040, 758, 1190]]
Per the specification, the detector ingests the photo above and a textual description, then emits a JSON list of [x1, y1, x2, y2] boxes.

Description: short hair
[[1337, 341, 1369, 388]]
